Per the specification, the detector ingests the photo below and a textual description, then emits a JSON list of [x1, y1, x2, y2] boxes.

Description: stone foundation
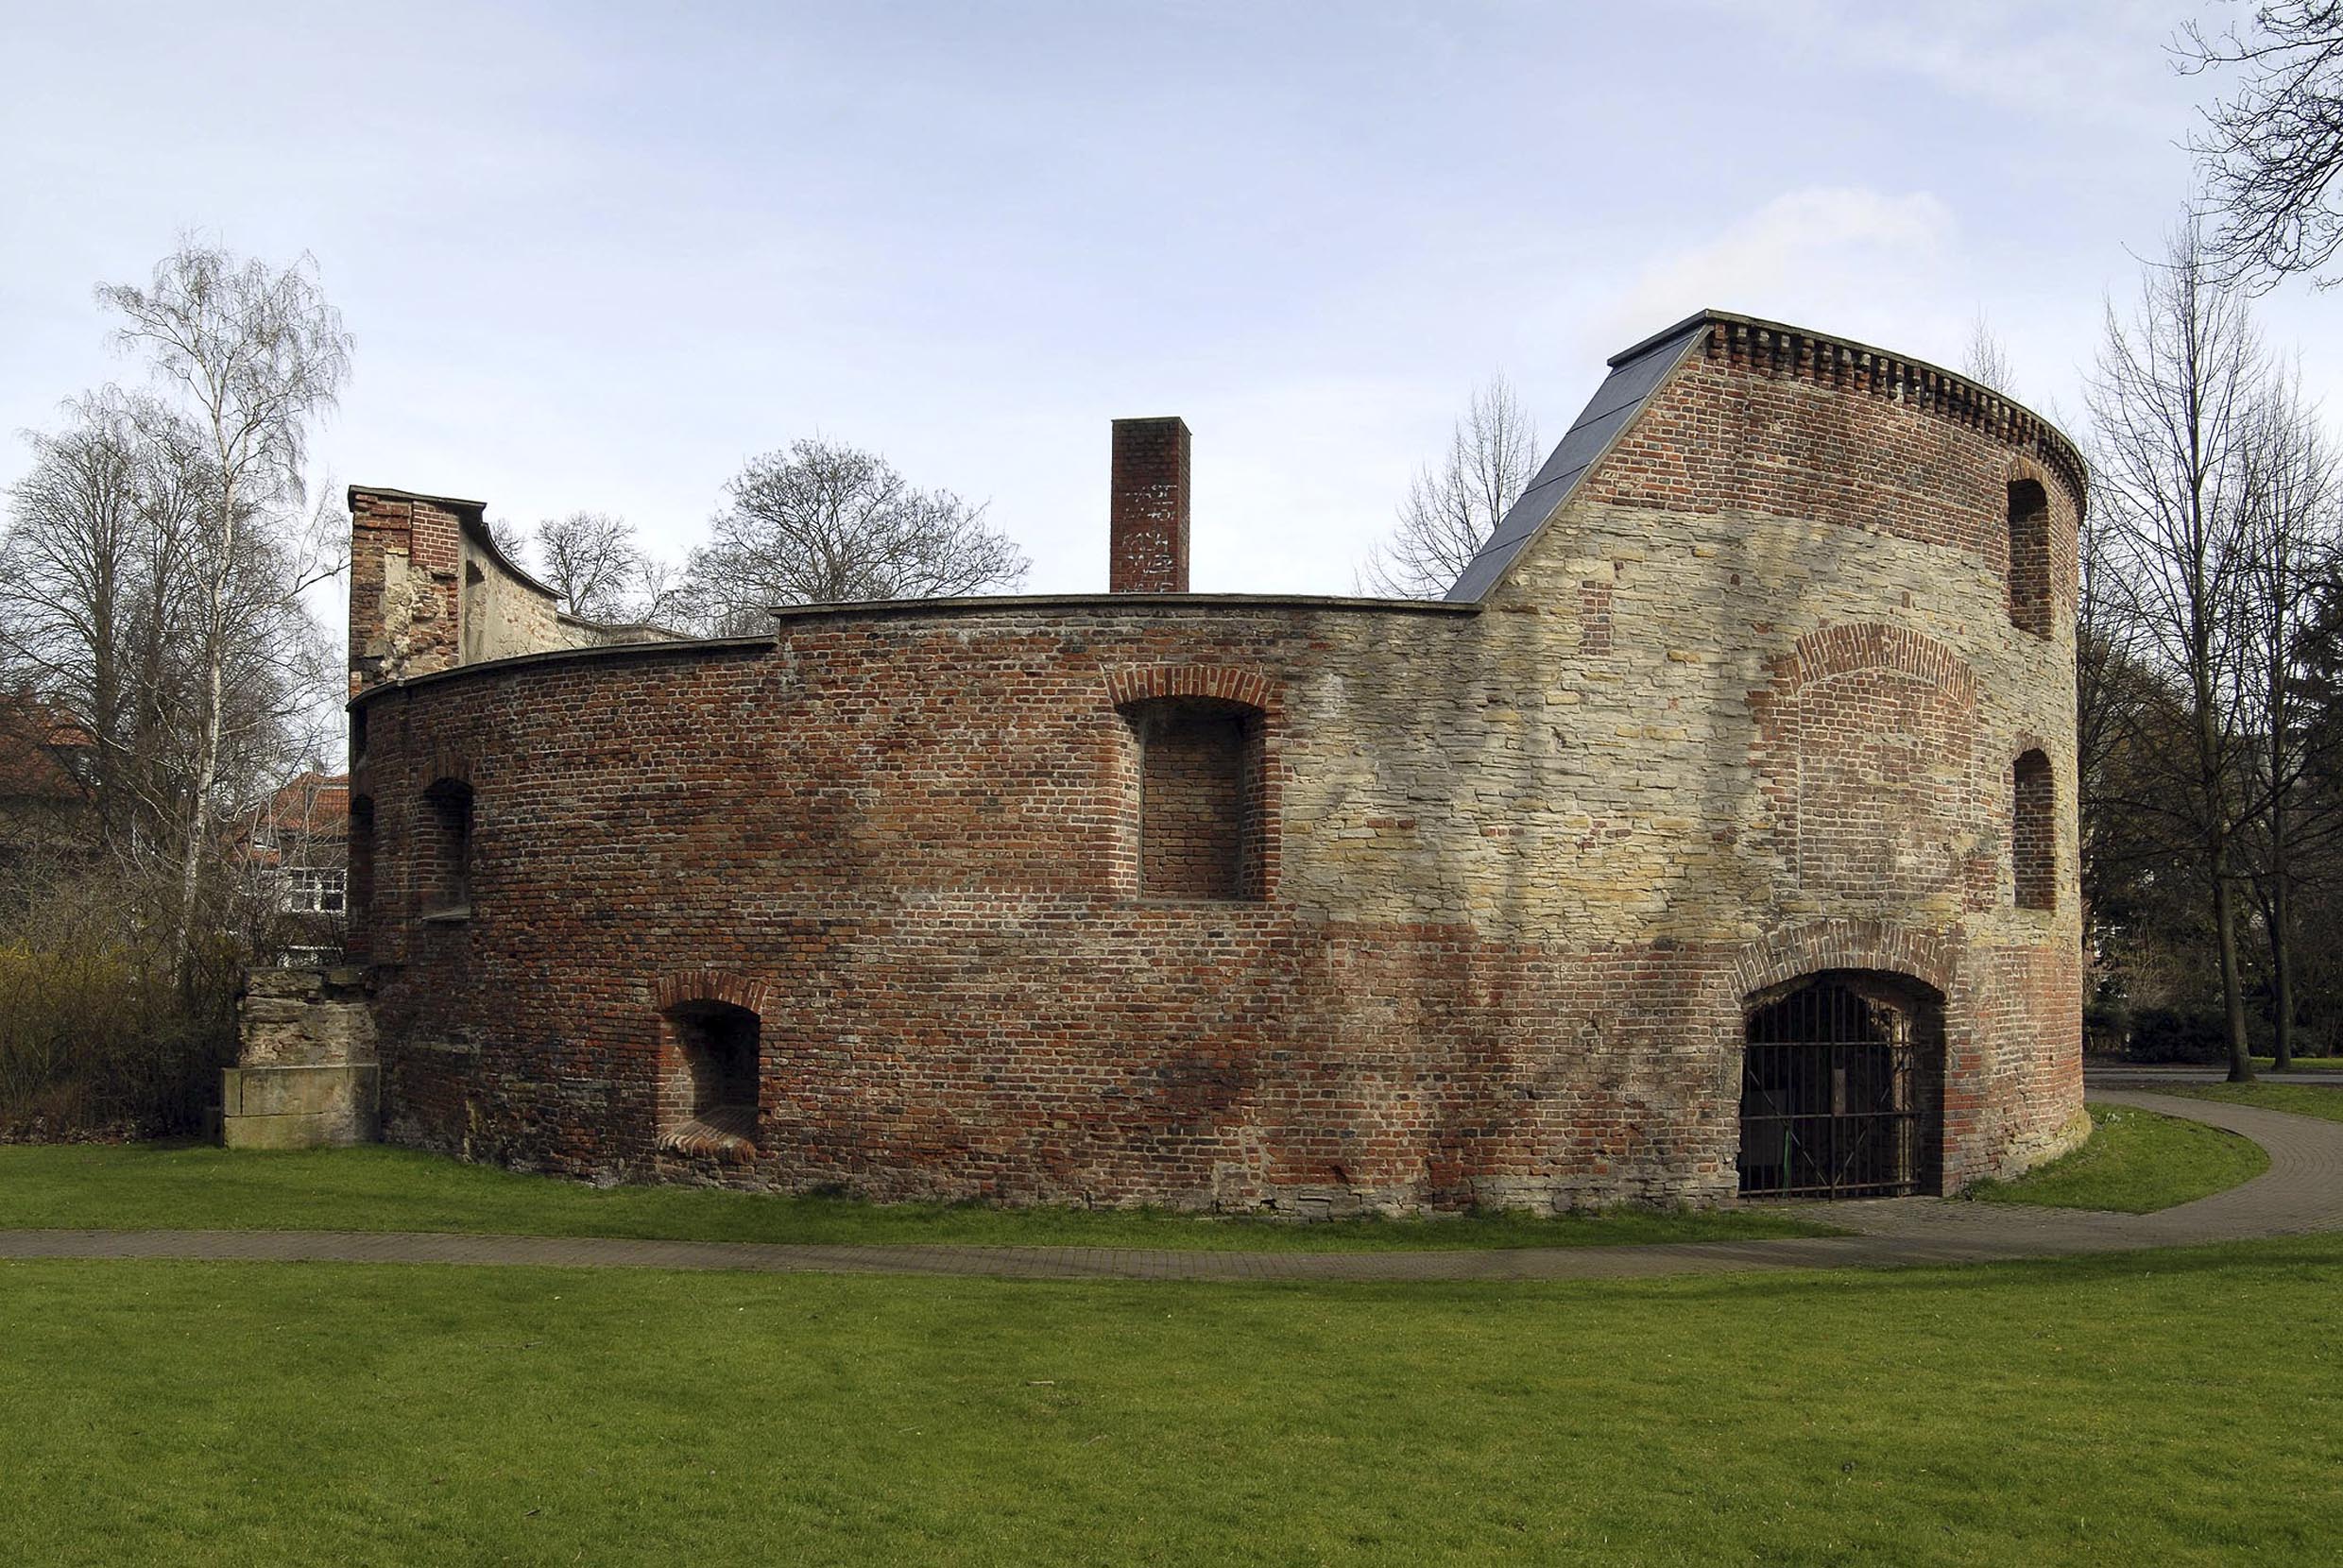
[[224, 967, 379, 1150]]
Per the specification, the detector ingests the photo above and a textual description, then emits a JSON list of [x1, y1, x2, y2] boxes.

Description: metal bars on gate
[[1738, 979, 1921, 1200]]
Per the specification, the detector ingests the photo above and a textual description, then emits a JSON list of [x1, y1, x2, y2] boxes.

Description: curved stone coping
[[0, 1089, 2332, 1284]]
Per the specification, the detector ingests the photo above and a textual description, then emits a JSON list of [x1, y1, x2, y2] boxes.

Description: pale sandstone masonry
[[223, 967, 379, 1149], [330, 310, 2086, 1211]]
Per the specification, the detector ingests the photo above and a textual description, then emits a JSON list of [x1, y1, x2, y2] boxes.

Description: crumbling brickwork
[[344, 311, 2086, 1211], [348, 487, 679, 701]]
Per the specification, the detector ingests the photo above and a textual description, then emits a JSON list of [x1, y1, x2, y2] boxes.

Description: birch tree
[[94, 242, 351, 974]]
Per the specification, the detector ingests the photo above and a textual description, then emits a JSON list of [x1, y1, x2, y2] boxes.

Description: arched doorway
[[658, 999, 761, 1156], [1738, 970, 1942, 1199]]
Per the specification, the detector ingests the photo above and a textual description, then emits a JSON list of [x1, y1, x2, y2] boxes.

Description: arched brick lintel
[[1789, 623, 1978, 705], [2010, 730, 2058, 766], [1731, 920, 1956, 1003], [2004, 450, 2080, 521], [1105, 663, 1279, 715], [421, 751, 473, 788], [654, 970, 770, 1016]]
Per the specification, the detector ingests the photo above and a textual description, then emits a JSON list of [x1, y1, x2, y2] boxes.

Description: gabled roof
[[0, 692, 93, 802], [1444, 308, 2090, 604], [261, 772, 350, 840], [1445, 313, 1712, 603]]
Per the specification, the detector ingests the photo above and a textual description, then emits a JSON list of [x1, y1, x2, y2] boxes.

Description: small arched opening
[[1738, 970, 1943, 1199], [419, 778, 473, 916], [2008, 478, 2052, 638], [658, 1000, 761, 1156], [2012, 749, 2056, 911], [346, 795, 376, 959]]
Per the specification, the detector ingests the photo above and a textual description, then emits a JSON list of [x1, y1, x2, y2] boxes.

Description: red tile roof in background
[[262, 772, 350, 840], [0, 694, 92, 801]]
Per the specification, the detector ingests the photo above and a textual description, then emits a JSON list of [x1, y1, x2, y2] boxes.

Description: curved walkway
[[3, 1087, 2338, 1283]]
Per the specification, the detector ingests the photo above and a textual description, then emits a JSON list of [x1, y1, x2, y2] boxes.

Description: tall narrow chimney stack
[[1108, 417, 1190, 593]]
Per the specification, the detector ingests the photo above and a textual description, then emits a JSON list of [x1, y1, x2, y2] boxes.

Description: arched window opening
[[2013, 749, 2056, 911], [346, 795, 376, 958], [659, 1001, 761, 1155], [2008, 479, 2052, 638], [1123, 697, 1265, 899], [419, 778, 473, 916], [1739, 970, 1944, 1200]]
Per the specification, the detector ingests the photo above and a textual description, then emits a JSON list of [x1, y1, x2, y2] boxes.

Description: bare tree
[[2180, 4, 2343, 289], [2232, 363, 2343, 1066], [2, 392, 151, 840], [486, 516, 530, 561], [525, 511, 664, 623], [1958, 313, 2018, 396], [95, 241, 351, 973], [681, 437, 1027, 634], [1363, 376, 1540, 598], [2087, 223, 2268, 1081]]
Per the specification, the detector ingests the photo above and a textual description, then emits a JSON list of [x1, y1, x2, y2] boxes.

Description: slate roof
[[1445, 313, 1713, 603]]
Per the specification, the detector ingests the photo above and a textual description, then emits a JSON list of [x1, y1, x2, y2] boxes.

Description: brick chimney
[[1109, 417, 1190, 593]]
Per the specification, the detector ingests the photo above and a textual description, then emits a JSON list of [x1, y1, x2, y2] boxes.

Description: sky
[[4, 0, 2338, 618]]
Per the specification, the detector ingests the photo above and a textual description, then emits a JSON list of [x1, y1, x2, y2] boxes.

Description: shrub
[[0, 884, 240, 1140], [2122, 1007, 2232, 1065]]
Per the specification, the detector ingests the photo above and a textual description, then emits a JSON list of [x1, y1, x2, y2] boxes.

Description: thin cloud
[[1594, 187, 1964, 358]]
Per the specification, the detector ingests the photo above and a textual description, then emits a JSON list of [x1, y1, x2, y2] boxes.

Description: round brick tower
[[338, 310, 2084, 1210]]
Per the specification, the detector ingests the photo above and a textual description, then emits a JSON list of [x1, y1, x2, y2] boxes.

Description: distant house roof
[[0, 693, 94, 803], [261, 772, 350, 842]]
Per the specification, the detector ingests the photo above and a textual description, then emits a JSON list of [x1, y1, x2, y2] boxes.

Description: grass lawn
[[2252, 1055, 2343, 1071], [0, 1141, 1838, 1253], [2, 1241, 2338, 1565], [2163, 1080, 2343, 1124], [1965, 1103, 2267, 1213]]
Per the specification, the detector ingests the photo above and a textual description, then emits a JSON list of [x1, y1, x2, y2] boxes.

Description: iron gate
[[1739, 978, 1925, 1200]]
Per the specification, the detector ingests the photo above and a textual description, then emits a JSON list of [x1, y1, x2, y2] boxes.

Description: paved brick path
[[3, 1085, 2338, 1283]]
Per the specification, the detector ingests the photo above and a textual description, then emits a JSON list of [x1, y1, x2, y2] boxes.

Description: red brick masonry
[[344, 312, 2085, 1212]]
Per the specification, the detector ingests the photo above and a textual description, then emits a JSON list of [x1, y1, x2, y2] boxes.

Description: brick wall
[[350, 317, 2085, 1211]]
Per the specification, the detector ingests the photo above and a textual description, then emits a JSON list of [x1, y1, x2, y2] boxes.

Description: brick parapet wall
[[351, 329, 2083, 1209]]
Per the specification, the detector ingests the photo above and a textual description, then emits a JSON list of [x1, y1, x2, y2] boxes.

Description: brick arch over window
[[1103, 664, 1281, 714], [1105, 665, 1283, 899], [1763, 626, 1983, 904], [652, 971, 768, 1159], [1731, 921, 1958, 1004], [653, 970, 773, 1015], [1786, 623, 1980, 705], [419, 750, 473, 788]]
